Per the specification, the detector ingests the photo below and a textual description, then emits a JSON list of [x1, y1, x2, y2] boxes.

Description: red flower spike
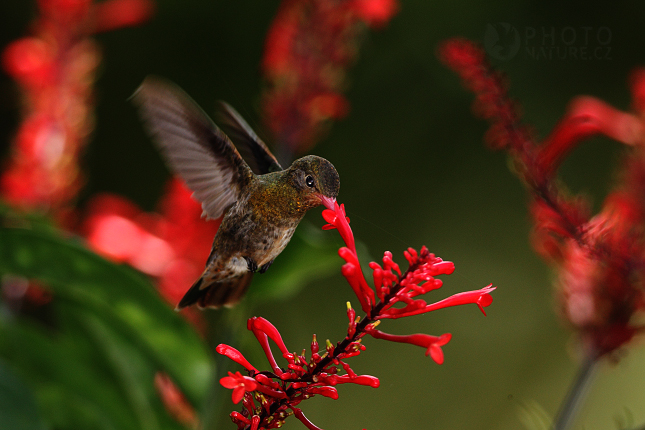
[[220, 372, 257, 404], [261, 0, 398, 156], [441, 36, 645, 357], [215, 344, 258, 372], [1, 0, 154, 218], [218, 199, 494, 429], [81, 179, 217, 330]]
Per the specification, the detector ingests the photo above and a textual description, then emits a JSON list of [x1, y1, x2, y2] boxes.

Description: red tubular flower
[[216, 344, 258, 373], [249, 317, 290, 357], [322, 198, 374, 311], [365, 330, 452, 364], [329, 374, 380, 387], [380, 285, 496, 319], [247, 316, 288, 376], [322, 199, 495, 321]]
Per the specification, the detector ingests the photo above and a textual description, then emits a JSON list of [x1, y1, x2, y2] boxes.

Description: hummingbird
[[132, 77, 340, 310]]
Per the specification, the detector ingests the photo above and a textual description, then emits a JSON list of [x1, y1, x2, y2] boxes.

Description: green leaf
[[0, 319, 137, 430], [0, 226, 213, 428], [0, 359, 48, 430]]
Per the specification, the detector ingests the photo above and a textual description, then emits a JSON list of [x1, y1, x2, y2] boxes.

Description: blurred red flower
[[440, 38, 645, 357], [82, 178, 220, 329], [1, 0, 154, 216], [261, 0, 398, 159]]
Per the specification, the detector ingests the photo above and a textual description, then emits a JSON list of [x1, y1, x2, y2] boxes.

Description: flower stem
[[552, 352, 599, 430], [248, 261, 422, 428]]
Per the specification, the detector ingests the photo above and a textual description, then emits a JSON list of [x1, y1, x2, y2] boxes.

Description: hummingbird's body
[[133, 77, 339, 309]]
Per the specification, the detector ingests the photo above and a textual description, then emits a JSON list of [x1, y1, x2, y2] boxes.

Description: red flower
[[322, 198, 495, 322], [366, 330, 452, 364], [440, 37, 645, 357], [220, 372, 258, 404], [216, 344, 258, 373], [217, 200, 494, 429], [261, 0, 398, 158], [1, 0, 154, 216], [82, 178, 220, 330]]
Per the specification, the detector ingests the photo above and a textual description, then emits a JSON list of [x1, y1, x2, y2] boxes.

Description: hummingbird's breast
[[209, 178, 304, 274]]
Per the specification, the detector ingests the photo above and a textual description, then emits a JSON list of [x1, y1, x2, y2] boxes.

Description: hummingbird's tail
[[175, 272, 254, 310]]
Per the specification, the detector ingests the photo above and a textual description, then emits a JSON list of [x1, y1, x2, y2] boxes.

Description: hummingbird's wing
[[133, 77, 254, 219], [215, 101, 283, 174]]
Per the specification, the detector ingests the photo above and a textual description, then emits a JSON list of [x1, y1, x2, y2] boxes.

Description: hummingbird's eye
[[305, 175, 315, 188]]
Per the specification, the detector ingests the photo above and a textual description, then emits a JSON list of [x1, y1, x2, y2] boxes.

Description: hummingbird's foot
[[259, 260, 273, 274], [244, 256, 259, 273]]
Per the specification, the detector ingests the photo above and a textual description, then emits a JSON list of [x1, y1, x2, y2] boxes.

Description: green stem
[[552, 352, 599, 430]]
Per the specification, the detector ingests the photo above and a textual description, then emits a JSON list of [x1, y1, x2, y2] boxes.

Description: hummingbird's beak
[[319, 195, 337, 210]]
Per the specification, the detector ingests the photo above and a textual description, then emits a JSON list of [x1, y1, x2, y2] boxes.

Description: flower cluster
[[81, 178, 219, 329], [216, 199, 495, 430], [0, 0, 154, 218], [439, 38, 645, 357], [261, 0, 399, 159]]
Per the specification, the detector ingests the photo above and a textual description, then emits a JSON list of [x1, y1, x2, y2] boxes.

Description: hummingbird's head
[[287, 155, 340, 208]]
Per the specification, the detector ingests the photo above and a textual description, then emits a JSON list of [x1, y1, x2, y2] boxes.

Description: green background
[[2, 1, 645, 429]]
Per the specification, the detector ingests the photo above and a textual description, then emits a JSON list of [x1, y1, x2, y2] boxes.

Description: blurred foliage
[[0, 212, 212, 429], [0, 358, 47, 430]]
